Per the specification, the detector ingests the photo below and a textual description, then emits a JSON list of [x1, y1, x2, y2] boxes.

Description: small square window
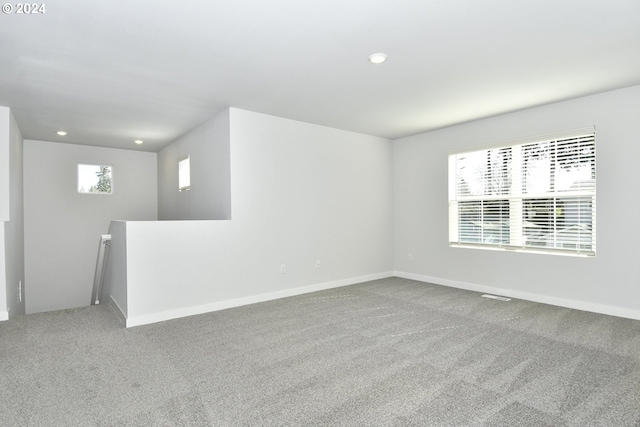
[[78, 164, 113, 194], [178, 156, 190, 191]]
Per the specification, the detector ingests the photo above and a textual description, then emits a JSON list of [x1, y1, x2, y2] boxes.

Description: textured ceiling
[[1, 0, 639, 152]]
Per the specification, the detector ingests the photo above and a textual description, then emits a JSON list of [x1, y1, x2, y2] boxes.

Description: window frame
[[178, 155, 191, 192], [448, 127, 596, 257], [77, 163, 113, 195]]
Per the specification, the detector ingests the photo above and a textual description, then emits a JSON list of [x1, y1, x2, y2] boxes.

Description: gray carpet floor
[[1, 277, 640, 426]]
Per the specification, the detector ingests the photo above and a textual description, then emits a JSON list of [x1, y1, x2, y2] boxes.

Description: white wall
[[393, 85, 640, 319], [0, 107, 22, 320], [0, 107, 8, 222], [4, 112, 25, 316], [0, 227, 6, 320], [114, 108, 393, 326], [158, 109, 231, 220], [24, 141, 158, 314], [0, 107, 8, 320], [101, 220, 127, 319]]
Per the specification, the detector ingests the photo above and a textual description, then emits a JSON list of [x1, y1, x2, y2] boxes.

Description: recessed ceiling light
[[57, 131, 67, 136], [134, 139, 144, 145], [368, 53, 388, 64]]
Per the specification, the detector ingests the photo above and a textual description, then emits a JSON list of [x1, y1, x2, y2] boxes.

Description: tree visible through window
[[78, 164, 113, 194], [448, 128, 595, 256]]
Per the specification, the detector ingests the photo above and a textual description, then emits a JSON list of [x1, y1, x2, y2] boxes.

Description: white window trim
[[178, 155, 191, 192], [77, 163, 113, 195], [448, 127, 596, 257]]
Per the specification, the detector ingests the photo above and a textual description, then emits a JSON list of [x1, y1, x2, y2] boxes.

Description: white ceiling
[[1, 0, 639, 152]]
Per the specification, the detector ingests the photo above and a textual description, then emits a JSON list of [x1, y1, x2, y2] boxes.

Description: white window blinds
[[448, 128, 595, 256]]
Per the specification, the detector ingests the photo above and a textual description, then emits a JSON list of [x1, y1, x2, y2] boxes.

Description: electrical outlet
[[315, 260, 321, 268], [408, 253, 413, 261], [280, 264, 286, 274], [18, 280, 22, 303]]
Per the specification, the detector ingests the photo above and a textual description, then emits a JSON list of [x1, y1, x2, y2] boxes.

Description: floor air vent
[[481, 294, 511, 301]]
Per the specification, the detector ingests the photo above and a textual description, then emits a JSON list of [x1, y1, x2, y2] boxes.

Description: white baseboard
[[109, 295, 127, 326], [394, 271, 640, 321], [125, 271, 395, 328], [0, 310, 8, 321]]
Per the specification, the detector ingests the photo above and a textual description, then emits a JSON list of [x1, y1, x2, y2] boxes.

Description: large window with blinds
[[448, 127, 596, 256]]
